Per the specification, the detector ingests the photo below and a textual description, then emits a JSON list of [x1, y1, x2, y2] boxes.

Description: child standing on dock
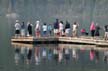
[[48, 24, 52, 36], [35, 20, 40, 37], [27, 21, 33, 37], [21, 22, 25, 37], [15, 20, 21, 38], [42, 23, 48, 37]]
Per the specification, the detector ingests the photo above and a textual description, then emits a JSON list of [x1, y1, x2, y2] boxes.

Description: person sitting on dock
[[42, 23, 48, 37], [80, 28, 88, 36], [35, 20, 40, 37], [27, 21, 33, 37], [14, 20, 21, 38], [104, 25, 108, 40], [21, 22, 25, 37]]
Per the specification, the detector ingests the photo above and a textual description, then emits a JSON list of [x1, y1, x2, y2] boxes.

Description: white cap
[[36, 20, 40, 23], [16, 20, 19, 22]]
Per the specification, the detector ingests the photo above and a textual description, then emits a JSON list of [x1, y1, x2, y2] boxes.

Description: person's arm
[[77, 22, 79, 27], [31, 24, 33, 26], [103, 26, 105, 31], [14, 24, 16, 28]]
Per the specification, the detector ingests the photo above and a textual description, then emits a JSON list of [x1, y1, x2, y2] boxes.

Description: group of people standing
[[14, 19, 79, 38], [14, 19, 108, 40], [15, 20, 33, 37], [89, 21, 108, 40]]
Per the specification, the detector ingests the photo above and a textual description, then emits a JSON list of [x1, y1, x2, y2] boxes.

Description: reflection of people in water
[[58, 48, 63, 63], [72, 49, 78, 61], [26, 48, 32, 64], [20, 47, 26, 63], [64, 48, 70, 64], [90, 49, 95, 61], [14, 48, 20, 65], [42, 48, 47, 62], [34, 46, 40, 65], [48, 48, 53, 61], [103, 50, 108, 63], [95, 50, 99, 63], [53, 48, 58, 63]]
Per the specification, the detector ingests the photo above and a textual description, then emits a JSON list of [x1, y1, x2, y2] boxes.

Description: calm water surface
[[1, 0, 108, 71], [8, 43, 108, 71]]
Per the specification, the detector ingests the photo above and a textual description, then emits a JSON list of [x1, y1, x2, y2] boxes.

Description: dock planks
[[11, 36, 108, 47]]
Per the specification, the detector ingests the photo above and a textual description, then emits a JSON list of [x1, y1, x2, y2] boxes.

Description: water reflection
[[14, 47, 20, 65], [103, 50, 108, 63], [12, 43, 108, 66], [34, 46, 40, 65]]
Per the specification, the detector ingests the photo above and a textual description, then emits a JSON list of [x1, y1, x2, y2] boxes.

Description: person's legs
[[43, 31, 47, 37], [36, 30, 40, 37], [72, 30, 75, 37], [54, 29, 56, 36], [17, 30, 20, 37], [15, 30, 17, 38], [104, 32, 107, 40], [75, 29, 78, 37], [91, 30, 95, 37], [66, 29, 70, 37], [29, 30, 32, 36], [21, 29, 25, 37], [106, 32, 108, 40], [93, 30, 95, 37]]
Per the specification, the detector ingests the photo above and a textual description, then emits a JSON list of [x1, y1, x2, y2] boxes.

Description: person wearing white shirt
[[72, 22, 79, 37], [59, 21, 64, 36], [42, 23, 47, 37], [15, 20, 21, 37]]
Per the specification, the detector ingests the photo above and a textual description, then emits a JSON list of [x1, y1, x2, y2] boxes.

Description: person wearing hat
[[15, 20, 21, 38]]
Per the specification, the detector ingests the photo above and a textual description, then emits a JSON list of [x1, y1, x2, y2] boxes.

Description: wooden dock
[[11, 36, 108, 47]]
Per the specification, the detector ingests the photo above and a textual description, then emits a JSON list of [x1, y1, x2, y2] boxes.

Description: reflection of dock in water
[[11, 42, 108, 51], [11, 42, 33, 49], [11, 36, 108, 47], [58, 44, 108, 51]]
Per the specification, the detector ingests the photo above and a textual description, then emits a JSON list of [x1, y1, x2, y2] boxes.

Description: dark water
[[1, 0, 108, 71]]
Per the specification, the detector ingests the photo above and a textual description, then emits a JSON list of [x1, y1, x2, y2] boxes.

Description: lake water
[[6, 43, 108, 71], [1, 0, 108, 71]]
